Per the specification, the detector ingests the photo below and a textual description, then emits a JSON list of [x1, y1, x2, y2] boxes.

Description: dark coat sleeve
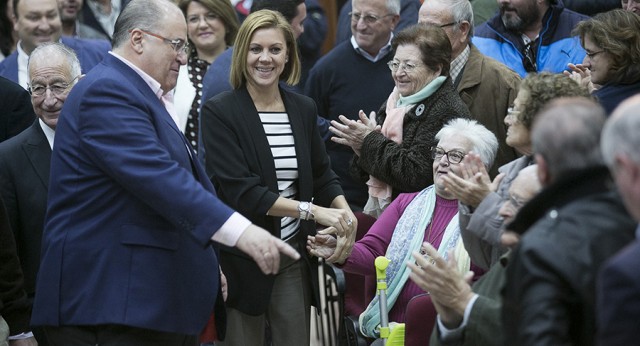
[[351, 80, 470, 193], [0, 195, 31, 335], [0, 77, 35, 143]]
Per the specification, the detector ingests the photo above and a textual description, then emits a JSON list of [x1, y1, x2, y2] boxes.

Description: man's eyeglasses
[[585, 50, 605, 59], [431, 146, 466, 164], [28, 75, 80, 97], [349, 11, 394, 25], [131, 29, 189, 54], [522, 41, 537, 73], [387, 60, 421, 73]]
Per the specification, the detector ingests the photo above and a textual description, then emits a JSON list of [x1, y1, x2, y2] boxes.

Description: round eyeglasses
[[431, 146, 466, 164], [387, 60, 421, 73], [28, 75, 80, 97]]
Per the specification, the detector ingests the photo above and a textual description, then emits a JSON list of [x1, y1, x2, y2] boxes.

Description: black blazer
[[201, 86, 344, 315], [0, 120, 50, 297], [0, 76, 35, 143], [0, 195, 31, 335]]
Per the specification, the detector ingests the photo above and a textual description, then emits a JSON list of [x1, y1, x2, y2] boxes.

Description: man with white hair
[[0, 41, 81, 346], [503, 97, 635, 345], [597, 95, 640, 345]]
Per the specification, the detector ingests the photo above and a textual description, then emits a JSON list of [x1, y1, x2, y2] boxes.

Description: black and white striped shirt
[[259, 111, 300, 240]]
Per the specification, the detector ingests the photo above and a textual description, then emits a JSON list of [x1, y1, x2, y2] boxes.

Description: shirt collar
[[39, 118, 56, 149], [350, 33, 394, 63], [450, 45, 470, 83], [16, 41, 30, 89]]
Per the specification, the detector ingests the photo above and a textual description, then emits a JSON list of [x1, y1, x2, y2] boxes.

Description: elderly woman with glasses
[[441, 72, 590, 269], [330, 24, 470, 217], [309, 118, 497, 338], [564, 9, 640, 115]]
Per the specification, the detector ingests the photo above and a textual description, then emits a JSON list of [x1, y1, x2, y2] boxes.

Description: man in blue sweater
[[472, 0, 588, 77], [304, 0, 399, 209]]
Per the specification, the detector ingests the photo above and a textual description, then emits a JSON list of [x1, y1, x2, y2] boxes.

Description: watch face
[[299, 202, 309, 211]]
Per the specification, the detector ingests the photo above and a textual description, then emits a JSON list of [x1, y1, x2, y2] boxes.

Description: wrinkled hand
[[329, 111, 380, 156], [313, 206, 355, 238], [307, 234, 338, 259], [313, 207, 356, 263], [442, 152, 502, 208], [408, 242, 474, 328], [9, 337, 38, 346], [563, 63, 597, 93], [235, 224, 300, 275]]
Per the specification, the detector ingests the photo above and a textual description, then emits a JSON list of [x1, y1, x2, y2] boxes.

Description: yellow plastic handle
[[375, 256, 391, 281]]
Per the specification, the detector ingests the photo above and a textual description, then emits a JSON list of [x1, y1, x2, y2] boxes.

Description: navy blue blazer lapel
[[22, 121, 51, 190]]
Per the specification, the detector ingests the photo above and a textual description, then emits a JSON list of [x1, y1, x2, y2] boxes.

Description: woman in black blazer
[[200, 10, 356, 345]]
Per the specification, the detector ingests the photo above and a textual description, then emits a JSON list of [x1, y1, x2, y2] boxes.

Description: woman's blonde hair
[[230, 9, 301, 89]]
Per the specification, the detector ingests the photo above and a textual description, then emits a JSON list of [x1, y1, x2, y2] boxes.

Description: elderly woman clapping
[[309, 118, 497, 338], [330, 24, 470, 217]]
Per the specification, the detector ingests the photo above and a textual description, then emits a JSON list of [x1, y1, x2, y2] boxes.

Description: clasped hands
[[329, 110, 380, 156], [311, 206, 357, 263]]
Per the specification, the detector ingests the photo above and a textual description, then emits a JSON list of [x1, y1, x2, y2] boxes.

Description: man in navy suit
[[597, 95, 640, 345], [0, 0, 109, 89], [30, 0, 299, 344], [0, 42, 81, 346]]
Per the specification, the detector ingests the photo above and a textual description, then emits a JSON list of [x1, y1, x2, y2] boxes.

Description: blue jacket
[[0, 37, 110, 83], [472, 1, 588, 77], [31, 54, 233, 334]]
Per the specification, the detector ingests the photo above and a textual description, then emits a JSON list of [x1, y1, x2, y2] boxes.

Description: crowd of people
[[0, 0, 639, 345]]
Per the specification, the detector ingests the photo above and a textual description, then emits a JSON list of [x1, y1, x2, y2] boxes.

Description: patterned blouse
[[185, 50, 210, 152]]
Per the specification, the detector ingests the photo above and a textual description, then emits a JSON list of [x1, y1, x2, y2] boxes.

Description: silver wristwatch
[[298, 201, 314, 221]]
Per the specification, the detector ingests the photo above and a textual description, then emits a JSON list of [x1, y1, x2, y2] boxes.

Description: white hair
[[435, 118, 498, 168]]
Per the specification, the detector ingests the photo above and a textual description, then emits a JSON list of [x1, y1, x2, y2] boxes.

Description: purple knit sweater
[[340, 191, 459, 323]]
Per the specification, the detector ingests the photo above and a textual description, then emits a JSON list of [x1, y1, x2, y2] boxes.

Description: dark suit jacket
[[201, 86, 343, 315], [0, 36, 110, 83], [597, 238, 640, 346], [0, 195, 31, 335], [80, 0, 131, 39], [0, 120, 50, 297], [31, 54, 235, 335], [0, 77, 35, 142]]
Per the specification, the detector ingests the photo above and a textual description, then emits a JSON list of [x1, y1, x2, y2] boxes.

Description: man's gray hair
[[532, 97, 606, 180], [435, 118, 498, 168], [601, 96, 640, 170], [28, 42, 81, 79], [386, 0, 401, 15], [446, 0, 474, 38], [111, 0, 174, 48]]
